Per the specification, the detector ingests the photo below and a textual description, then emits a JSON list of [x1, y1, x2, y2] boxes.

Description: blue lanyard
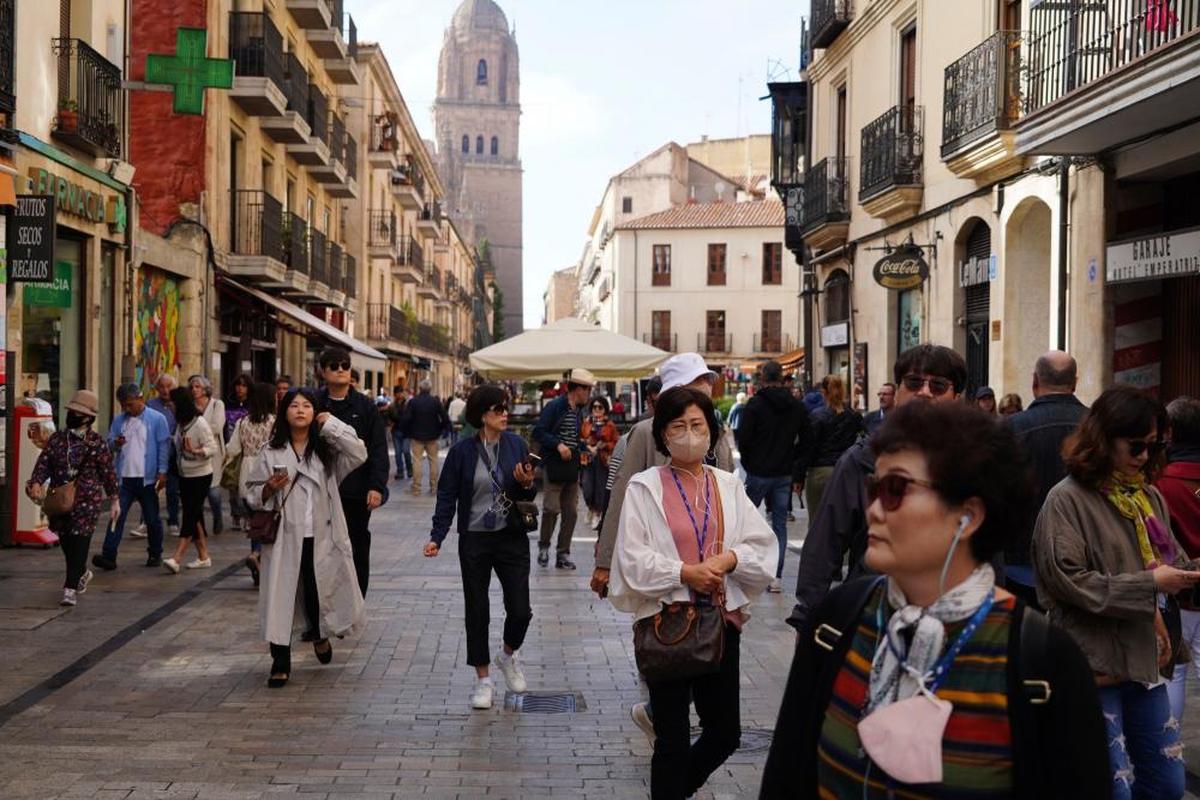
[[669, 467, 711, 557], [880, 588, 995, 693], [476, 438, 504, 500]]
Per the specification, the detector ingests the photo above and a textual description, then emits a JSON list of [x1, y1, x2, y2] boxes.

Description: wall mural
[[135, 267, 181, 392]]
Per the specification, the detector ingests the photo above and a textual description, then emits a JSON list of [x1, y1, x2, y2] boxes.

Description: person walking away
[[604, 377, 663, 507], [788, 344, 967, 634], [580, 396, 619, 529], [609, 387, 777, 799], [728, 392, 748, 432], [1034, 386, 1197, 799], [424, 385, 538, 708], [226, 382, 277, 586], [403, 379, 451, 496], [532, 368, 596, 570], [93, 383, 170, 571], [162, 388, 216, 573], [224, 373, 253, 532], [246, 387, 367, 687], [188, 375, 226, 536], [736, 361, 810, 594], [316, 347, 389, 597], [1005, 351, 1087, 608], [863, 382, 895, 435], [448, 392, 467, 445], [999, 393, 1024, 416], [26, 390, 117, 605], [386, 385, 412, 481], [145, 374, 181, 537], [1159, 397, 1200, 722], [761, 401, 1109, 799], [799, 374, 863, 514]]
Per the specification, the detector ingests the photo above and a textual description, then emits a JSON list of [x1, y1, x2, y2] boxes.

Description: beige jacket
[[1033, 475, 1188, 684]]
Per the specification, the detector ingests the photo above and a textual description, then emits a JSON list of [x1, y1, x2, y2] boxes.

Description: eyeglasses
[[487, 404, 509, 415], [900, 374, 953, 397], [323, 361, 352, 372], [1125, 438, 1165, 459], [866, 473, 938, 512]]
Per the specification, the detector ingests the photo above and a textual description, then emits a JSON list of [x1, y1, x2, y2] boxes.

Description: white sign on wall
[[1107, 227, 1200, 284], [821, 322, 849, 348]]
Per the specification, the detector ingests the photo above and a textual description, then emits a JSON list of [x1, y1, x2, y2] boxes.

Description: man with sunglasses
[[786, 344, 967, 634], [317, 347, 390, 597]]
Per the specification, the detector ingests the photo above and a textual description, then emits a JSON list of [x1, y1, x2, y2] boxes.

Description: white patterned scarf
[[866, 564, 996, 712]]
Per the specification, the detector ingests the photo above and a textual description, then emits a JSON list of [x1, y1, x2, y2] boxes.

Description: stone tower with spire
[[434, 0, 524, 337]]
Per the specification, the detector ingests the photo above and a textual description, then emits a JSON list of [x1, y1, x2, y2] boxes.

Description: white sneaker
[[162, 558, 181, 574], [768, 579, 782, 593], [76, 569, 93, 594], [60, 588, 77, 607], [471, 678, 494, 710], [130, 523, 148, 539], [631, 702, 656, 745], [168, 524, 180, 537], [185, 557, 212, 570], [494, 651, 527, 693]]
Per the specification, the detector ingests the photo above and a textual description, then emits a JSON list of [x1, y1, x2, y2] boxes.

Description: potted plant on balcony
[[57, 99, 78, 134]]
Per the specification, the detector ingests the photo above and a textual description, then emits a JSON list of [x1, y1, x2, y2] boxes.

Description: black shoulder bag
[[477, 437, 538, 534]]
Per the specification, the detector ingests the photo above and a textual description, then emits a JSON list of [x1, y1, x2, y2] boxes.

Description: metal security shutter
[[964, 222, 992, 395], [1162, 275, 1200, 400]]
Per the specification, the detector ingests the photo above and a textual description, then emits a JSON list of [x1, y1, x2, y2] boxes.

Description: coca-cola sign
[[872, 245, 929, 290]]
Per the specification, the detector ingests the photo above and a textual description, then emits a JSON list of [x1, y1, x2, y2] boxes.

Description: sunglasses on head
[[866, 473, 938, 512], [900, 374, 953, 396], [323, 360, 352, 372], [1125, 438, 1165, 459]]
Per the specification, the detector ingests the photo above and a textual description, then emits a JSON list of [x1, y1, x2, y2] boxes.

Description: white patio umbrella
[[469, 317, 670, 380]]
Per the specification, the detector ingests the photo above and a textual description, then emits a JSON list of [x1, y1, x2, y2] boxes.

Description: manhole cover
[[504, 691, 586, 713], [690, 725, 773, 754]]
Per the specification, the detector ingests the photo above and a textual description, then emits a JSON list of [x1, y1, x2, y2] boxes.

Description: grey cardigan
[[1033, 475, 1189, 683]]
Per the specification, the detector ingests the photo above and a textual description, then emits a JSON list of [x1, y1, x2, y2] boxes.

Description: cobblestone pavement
[[0, 475, 809, 800], [5, 474, 1200, 799]]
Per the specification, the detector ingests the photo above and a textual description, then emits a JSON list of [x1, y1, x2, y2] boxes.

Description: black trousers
[[341, 497, 372, 597], [61, 533, 92, 589], [646, 624, 742, 800], [269, 537, 321, 673], [458, 531, 533, 667], [179, 474, 212, 539]]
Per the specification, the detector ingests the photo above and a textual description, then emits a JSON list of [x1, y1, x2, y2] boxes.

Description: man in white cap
[[532, 368, 596, 569]]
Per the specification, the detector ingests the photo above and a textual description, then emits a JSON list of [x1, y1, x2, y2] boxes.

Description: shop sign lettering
[[25, 167, 127, 235], [873, 245, 929, 290], [23, 261, 73, 308], [6, 195, 55, 283], [1107, 227, 1200, 284]]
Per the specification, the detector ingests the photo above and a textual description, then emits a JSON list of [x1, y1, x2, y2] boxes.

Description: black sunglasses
[[900, 374, 953, 397], [866, 473, 938, 512], [323, 360, 352, 372], [1125, 438, 1165, 459], [488, 404, 509, 415]]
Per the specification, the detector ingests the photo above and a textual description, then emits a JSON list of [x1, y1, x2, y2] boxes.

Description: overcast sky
[[349, 0, 809, 329]]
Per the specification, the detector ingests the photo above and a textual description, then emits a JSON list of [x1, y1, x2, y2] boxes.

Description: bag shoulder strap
[[1010, 602, 1052, 798], [710, 471, 727, 608]]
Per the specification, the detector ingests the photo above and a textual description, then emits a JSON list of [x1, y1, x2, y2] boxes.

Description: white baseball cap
[[659, 353, 717, 391]]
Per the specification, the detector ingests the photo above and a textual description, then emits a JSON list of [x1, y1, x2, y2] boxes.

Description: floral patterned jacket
[[29, 429, 118, 536]]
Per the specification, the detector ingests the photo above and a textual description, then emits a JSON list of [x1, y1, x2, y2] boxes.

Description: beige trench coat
[[245, 415, 366, 645]]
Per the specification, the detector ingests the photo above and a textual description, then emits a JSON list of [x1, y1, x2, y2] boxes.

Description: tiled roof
[[617, 200, 784, 231]]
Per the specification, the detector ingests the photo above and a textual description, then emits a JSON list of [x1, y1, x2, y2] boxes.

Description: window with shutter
[[708, 244, 726, 286]]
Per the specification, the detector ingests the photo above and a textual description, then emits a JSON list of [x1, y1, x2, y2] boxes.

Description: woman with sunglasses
[[424, 385, 538, 710], [763, 401, 1108, 799], [1034, 385, 1200, 799], [580, 396, 619, 529]]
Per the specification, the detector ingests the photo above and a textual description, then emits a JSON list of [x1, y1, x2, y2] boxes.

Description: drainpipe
[[633, 229, 639, 342], [1057, 158, 1069, 350]]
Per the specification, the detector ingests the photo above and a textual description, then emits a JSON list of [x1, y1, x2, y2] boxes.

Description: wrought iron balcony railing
[[284, 211, 308, 274], [231, 190, 284, 260], [810, 0, 852, 49], [283, 52, 309, 116], [328, 240, 343, 293], [801, 157, 850, 233], [1026, 0, 1200, 115], [643, 332, 678, 353], [699, 333, 732, 354], [859, 104, 923, 202], [310, 229, 327, 285], [329, 113, 346, 167], [753, 333, 794, 354], [344, 254, 357, 299], [368, 210, 396, 249], [371, 112, 400, 154], [425, 266, 443, 292], [399, 236, 423, 269], [52, 38, 124, 157], [344, 132, 357, 180], [307, 84, 328, 145], [229, 14, 285, 93], [942, 31, 1022, 158]]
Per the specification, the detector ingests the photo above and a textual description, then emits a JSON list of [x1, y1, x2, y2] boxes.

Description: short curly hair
[[464, 385, 509, 429], [872, 401, 1034, 563], [652, 387, 721, 459]]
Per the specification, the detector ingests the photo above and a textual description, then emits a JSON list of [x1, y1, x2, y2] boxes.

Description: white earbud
[[959, 514, 972, 530]]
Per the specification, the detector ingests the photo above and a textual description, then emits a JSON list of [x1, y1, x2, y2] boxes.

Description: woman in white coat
[[609, 386, 777, 800], [245, 387, 367, 688]]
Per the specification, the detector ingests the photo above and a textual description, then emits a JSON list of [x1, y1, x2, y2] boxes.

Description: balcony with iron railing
[[228, 13, 286, 117], [368, 209, 397, 258], [810, 0, 852, 50], [800, 157, 850, 250], [323, 14, 360, 85], [327, 240, 345, 298], [369, 113, 401, 170], [261, 51, 311, 143], [698, 333, 732, 354], [343, 254, 357, 301], [416, 202, 441, 238], [418, 265, 443, 299], [1018, 0, 1200, 154], [228, 190, 299, 288], [416, 321, 450, 354], [942, 31, 1023, 174], [365, 303, 411, 343], [392, 156, 425, 209], [643, 332, 678, 353], [287, 83, 330, 166], [283, 211, 309, 276], [309, 229, 328, 288], [753, 332, 794, 354], [393, 235, 423, 283], [52, 38, 124, 157], [859, 104, 923, 218]]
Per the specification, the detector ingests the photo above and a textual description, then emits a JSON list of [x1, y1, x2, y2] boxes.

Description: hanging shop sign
[[1107, 227, 1200, 285], [145, 28, 235, 115], [6, 195, 55, 283], [872, 244, 929, 290], [26, 167, 127, 235]]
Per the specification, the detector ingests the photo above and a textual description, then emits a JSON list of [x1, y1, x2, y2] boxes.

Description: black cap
[[976, 386, 995, 399]]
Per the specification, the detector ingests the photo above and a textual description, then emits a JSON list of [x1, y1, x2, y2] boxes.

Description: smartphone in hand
[[524, 452, 543, 469]]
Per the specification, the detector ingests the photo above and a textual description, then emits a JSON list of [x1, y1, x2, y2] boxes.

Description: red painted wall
[[129, 0, 208, 236]]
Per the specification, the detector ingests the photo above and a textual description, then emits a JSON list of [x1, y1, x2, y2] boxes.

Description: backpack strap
[[1019, 604, 1053, 705], [1011, 602, 1053, 798]]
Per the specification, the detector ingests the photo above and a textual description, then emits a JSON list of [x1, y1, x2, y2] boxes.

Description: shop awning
[[223, 278, 388, 374], [777, 346, 806, 372]]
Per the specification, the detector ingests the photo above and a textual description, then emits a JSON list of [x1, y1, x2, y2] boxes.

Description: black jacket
[[1005, 393, 1087, 566], [317, 388, 389, 501], [801, 406, 864, 471], [402, 392, 450, 442], [734, 386, 811, 481]]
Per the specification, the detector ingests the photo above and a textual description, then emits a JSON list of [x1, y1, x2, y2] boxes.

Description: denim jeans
[[1098, 682, 1185, 800], [103, 477, 164, 560], [392, 430, 412, 477], [743, 473, 791, 579], [206, 487, 224, 534]]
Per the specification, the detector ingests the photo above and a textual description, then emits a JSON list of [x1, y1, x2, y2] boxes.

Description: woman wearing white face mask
[[609, 387, 777, 800], [761, 401, 1108, 799]]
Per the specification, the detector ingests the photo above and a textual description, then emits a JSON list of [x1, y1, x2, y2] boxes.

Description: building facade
[[542, 266, 578, 325], [433, 0, 523, 338]]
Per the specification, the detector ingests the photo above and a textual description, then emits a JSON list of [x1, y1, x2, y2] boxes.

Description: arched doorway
[[957, 220, 992, 396], [1003, 198, 1053, 392], [823, 269, 851, 384]]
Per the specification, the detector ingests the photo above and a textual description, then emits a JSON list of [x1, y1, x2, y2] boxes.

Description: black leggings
[[179, 474, 212, 539], [61, 533, 92, 589], [269, 537, 321, 673]]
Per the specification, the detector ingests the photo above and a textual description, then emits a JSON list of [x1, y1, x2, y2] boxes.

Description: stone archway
[[1002, 197, 1053, 394], [954, 217, 992, 396]]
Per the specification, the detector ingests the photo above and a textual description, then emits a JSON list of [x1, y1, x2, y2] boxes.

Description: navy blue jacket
[[531, 394, 581, 454], [430, 432, 538, 544], [402, 392, 450, 442]]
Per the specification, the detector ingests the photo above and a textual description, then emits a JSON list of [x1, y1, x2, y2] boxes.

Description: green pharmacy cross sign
[[145, 28, 234, 115]]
